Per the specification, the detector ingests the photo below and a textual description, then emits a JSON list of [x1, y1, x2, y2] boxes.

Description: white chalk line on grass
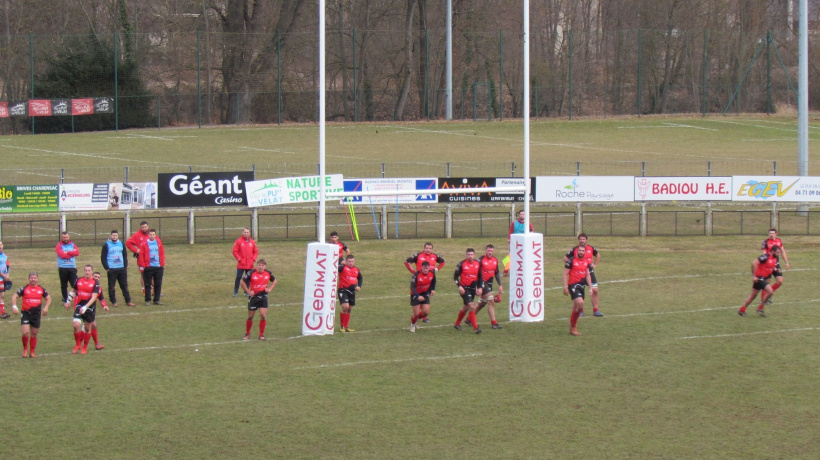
[[679, 327, 819, 340], [293, 353, 483, 370], [0, 144, 190, 167]]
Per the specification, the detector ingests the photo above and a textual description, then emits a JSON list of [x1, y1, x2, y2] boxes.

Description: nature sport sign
[[245, 175, 344, 207]]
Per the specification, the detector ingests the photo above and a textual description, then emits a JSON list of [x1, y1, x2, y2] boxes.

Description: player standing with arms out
[[409, 261, 436, 332], [0, 241, 11, 319], [11, 273, 51, 358], [453, 248, 483, 334], [126, 221, 150, 297], [56, 231, 80, 304], [138, 229, 165, 305], [233, 227, 258, 297], [239, 259, 276, 340], [101, 230, 134, 307], [761, 228, 790, 304], [67, 265, 106, 354], [330, 231, 350, 267], [405, 242, 445, 323], [563, 233, 603, 317], [739, 246, 782, 317], [563, 245, 593, 336], [475, 244, 503, 330], [338, 255, 362, 333]]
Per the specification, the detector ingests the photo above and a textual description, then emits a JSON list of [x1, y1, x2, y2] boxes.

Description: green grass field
[[1, 116, 820, 458], [1, 236, 819, 458]]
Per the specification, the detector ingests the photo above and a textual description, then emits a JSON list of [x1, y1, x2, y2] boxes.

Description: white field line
[[0, 144, 190, 167], [292, 352, 483, 370], [617, 123, 718, 131], [679, 327, 819, 340], [705, 118, 808, 135]]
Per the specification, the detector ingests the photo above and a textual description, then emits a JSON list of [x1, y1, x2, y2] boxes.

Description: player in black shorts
[[240, 259, 277, 340], [11, 272, 52, 358]]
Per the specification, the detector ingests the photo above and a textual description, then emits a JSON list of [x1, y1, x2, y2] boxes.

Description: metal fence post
[[188, 209, 195, 244], [252, 208, 259, 240], [640, 161, 647, 236], [772, 160, 778, 229], [446, 205, 452, 239], [706, 161, 712, 236], [575, 161, 582, 233]]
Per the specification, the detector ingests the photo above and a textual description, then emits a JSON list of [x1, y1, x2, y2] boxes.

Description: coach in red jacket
[[138, 229, 165, 305], [232, 227, 258, 297]]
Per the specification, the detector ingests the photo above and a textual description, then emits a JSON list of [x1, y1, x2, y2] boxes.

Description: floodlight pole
[[446, 0, 453, 120], [319, 0, 327, 242], [798, 0, 808, 177], [523, 0, 530, 230]]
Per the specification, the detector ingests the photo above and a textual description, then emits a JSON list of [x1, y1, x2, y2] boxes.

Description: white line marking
[[680, 327, 818, 340], [293, 353, 483, 370]]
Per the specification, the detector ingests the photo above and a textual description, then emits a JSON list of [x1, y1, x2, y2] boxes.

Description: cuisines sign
[[157, 171, 254, 208]]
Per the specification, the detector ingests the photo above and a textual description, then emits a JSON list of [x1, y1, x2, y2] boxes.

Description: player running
[[67, 265, 107, 354], [239, 259, 277, 340], [11, 272, 51, 358], [338, 255, 362, 332], [563, 233, 602, 317], [409, 261, 436, 332], [475, 244, 503, 329], [760, 228, 790, 305], [453, 248, 482, 334], [405, 242, 445, 323], [563, 245, 593, 336], [739, 246, 782, 317]]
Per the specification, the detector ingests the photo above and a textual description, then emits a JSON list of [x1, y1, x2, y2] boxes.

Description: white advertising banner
[[301, 242, 339, 336], [58, 183, 110, 211], [535, 176, 634, 202], [508, 233, 545, 323], [634, 177, 733, 201], [732, 176, 820, 202], [246, 175, 344, 207], [340, 178, 437, 205], [108, 182, 157, 210]]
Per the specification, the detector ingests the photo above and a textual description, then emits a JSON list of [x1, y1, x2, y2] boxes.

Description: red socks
[[74, 331, 83, 346], [340, 313, 350, 328], [771, 283, 781, 292], [570, 310, 580, 328], [30, 337, 37, 353], [0, 304, 5, 315], [246, 319, 253, 335], [411, 315, 417, 325], [91, 329, 99, 345], [83, 332, 91, 347], [455, 310, 466, 325], [259, 319, 267, 336], [468, 311, 478, 330], [22, 335, 29, 352]]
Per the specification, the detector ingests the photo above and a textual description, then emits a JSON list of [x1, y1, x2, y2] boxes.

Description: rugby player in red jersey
[[563, 233, 602, 317], [239, 259, 277, 340], [126, 221, 151, 296], [67, 265, 106, 354], [409, 261, 436, 332], [739, 246, 782, 317], [760, 228, 790, 305], [338, 255, 362, 332], [453, 248, 482, 334], [475, 244, 503, 329], [405, 242, 445, 323], [329, 231, 350, 267], [563, 245, 593, 336], [11, 272, 51, 358]]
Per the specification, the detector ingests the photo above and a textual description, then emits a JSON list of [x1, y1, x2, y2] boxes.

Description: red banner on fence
[[0, 102, 7, 118], [29, 100, 53, 116], [72, 98, 94, 115]]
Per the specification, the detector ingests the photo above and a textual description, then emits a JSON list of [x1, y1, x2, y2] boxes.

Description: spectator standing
[[101, 230, 134, 307], [138, 229, 165, 305], [232, 227, 258, 297]]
